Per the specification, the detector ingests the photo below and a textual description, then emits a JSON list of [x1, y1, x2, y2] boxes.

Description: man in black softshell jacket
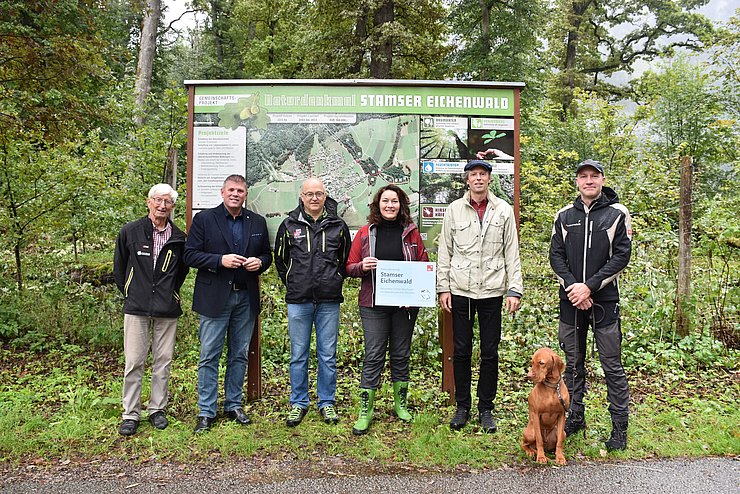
[[274, 177, 351, 427], [549, 159, 632, 451], [113, 184, 189, 436]]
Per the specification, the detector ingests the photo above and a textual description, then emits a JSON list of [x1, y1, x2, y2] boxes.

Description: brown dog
[[521, 347, 570, 465]]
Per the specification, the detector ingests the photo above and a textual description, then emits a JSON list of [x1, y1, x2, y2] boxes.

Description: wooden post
[[247, 315, 262, 400], [439, 308, 455, 405], [676, 155, 692, 336]]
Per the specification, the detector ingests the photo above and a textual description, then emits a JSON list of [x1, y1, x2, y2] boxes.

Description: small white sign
[[192, 126, 247, 208], [421, 160, 466, 174], [374, 260, 437, 308], [267, 113, 357, 124]]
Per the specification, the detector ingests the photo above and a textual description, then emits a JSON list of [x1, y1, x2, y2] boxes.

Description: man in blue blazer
[[184, 174, 272, 433]]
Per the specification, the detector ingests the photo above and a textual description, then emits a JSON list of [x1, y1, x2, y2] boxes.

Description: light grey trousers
[[122, 314, 178, 421]]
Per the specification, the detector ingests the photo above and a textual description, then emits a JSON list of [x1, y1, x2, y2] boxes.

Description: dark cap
[[464, 160, 493, 172], [575, 159, 604, 175]]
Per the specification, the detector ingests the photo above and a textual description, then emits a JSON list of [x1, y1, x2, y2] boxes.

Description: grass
[[1, 341, 737, 471], [0, 244, 738, 474]]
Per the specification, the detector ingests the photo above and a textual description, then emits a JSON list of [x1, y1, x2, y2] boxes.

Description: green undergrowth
[[0, 241, 738, 470], [1, 342, 737, 469]]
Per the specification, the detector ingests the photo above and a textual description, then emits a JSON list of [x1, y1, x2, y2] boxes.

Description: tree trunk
[[349, 4, 369, 74], [211, 1, 225, 69], [14, 240, 23, 292], [134, 0, 161, 127], [370, 0, 394, 79], [676, 155, 693, 336], [165, 148, 178, 188], [560, 0, 593, 118], [478, 0, 491, 80]]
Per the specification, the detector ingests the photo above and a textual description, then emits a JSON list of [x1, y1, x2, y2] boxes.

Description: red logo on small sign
[[427, 265, 434, 271]]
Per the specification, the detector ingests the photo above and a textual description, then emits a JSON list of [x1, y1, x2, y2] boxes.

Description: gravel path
[[2, 456, 738, 493]]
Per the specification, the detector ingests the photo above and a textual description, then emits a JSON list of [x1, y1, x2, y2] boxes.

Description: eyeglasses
[[302, 191, 325, 199], [151, 197, 175, 206]]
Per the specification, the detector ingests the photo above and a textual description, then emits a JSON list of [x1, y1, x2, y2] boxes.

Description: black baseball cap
[[575, 159, 604, 175], [464, 160, 493, 172]]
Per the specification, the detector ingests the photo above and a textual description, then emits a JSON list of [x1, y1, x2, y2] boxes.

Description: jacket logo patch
[[293, 228, 305, 239], [566, 221, 582, 227], [136, 250, 151, 257]]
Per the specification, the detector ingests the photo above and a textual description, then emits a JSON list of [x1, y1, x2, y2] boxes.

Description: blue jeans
[[197, 289, 255, 418], [287, 302, 340, 409]]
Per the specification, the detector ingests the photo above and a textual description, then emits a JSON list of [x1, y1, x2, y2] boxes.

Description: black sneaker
[[479, 409, 497, 433], [449, 407, 469, 430], [605, 420, 628, 451], [286, 405, 308, 427], [565, 411, 586, 437], [119, 419, 139, 436]]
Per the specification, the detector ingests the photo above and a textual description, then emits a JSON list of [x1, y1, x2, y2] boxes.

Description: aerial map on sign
[[244, 114, 420, 234]]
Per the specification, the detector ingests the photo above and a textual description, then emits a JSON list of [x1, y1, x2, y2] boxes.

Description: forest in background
[[1, 0, 737, 343], [0, 1, 738, 466]]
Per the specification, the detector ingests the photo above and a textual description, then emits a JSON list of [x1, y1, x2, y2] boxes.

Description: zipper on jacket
[[588, 220, 593, 249], [582, 211, 590, 282], [161, 250, 172, 272], [322, 230, 326, 252], [124, 267, 134, 298]]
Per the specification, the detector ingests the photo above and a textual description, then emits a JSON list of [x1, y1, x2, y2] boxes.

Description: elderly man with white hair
[[113, 183, 189, 436]]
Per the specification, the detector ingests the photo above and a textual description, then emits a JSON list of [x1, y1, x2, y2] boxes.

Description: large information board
[[185, 79, 522, 249]]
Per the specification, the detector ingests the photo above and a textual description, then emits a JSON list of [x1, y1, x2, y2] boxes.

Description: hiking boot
[[393, 381, 412, 422], [320, 404, 339, 424], [605, 419, 628, 451], [286, 405, 308, 427], [565, 410, 586, 437], [449, 407, 469, 430], [479, 409, 497, 433], [352, 388, 376, 435]]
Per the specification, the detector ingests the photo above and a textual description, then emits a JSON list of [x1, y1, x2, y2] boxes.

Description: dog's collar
[[543, 376, 568, 412], [542, 376, 561, 389]]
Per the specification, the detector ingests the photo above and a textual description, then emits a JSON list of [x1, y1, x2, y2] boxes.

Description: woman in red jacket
[[346, 184, 429, 434]]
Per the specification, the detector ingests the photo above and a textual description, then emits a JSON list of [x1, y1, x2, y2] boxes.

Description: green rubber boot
[[352, 388, 375, 435], [393, 381, 413, 422]]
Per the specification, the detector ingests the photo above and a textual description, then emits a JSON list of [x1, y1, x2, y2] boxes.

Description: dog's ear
[[556, 354, 565, 375], [548, 354, 556, 377]]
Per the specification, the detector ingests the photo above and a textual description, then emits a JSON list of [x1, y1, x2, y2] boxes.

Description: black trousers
[[359, 306, 418, 389], [558, 299, 630, 421], [451, 294, 502, 412]]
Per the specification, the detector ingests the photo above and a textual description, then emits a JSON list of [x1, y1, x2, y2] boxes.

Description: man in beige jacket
[[437, 160, 523, 433]]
